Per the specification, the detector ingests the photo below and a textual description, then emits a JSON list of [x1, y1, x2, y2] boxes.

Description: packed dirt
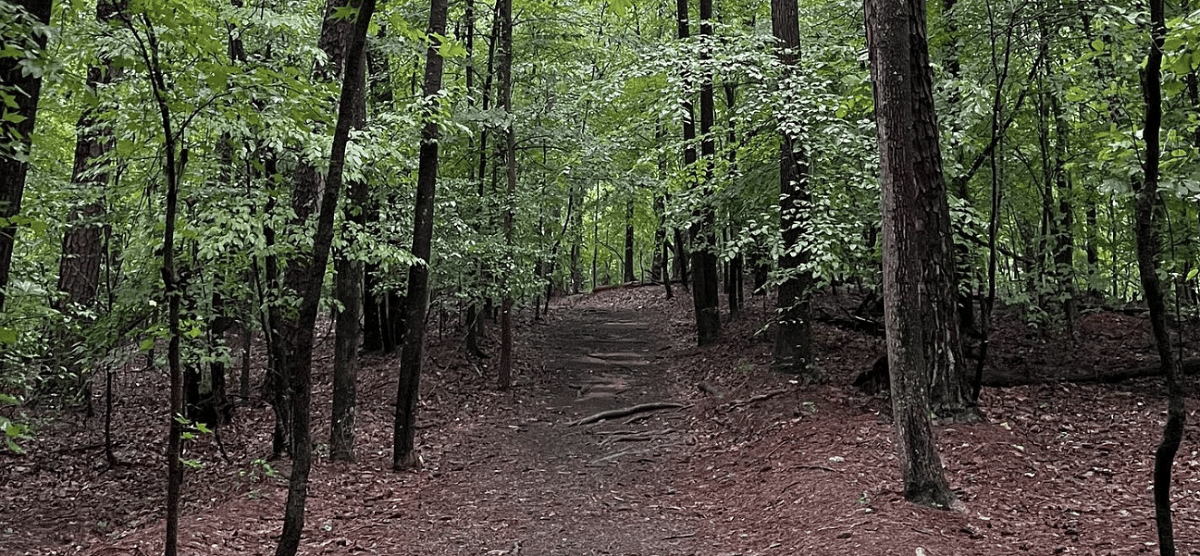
[[2, 286, 1199, 555]]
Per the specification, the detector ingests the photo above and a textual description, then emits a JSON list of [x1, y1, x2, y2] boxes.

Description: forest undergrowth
[[1, 286, 1198, 555]]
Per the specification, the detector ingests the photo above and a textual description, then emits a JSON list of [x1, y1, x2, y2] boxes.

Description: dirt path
[[11, 287, 1200, 555]]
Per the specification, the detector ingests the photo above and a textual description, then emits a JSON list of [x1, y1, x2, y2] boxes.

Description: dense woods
[[2, 0, 1200, 552]]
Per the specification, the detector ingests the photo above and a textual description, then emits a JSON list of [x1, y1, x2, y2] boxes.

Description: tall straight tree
[[393, 0, 450, 470], [1136, 0, 1185, 552], [267, 0, 362, 458], [906, 0, 976, 420], [769, 0, 815, 380], [330, 21, 372, 464], [0, 0, 53, 314], [274, 0, 377, 551], [674, 0, 696, 299], [690, 0, 721, 345], [496, 0, 517, 389], [865, 0, 957, 509]]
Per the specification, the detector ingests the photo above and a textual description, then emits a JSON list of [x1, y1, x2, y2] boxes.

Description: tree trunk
[[866, 0, 958, 509], [0, 0, 53, 314], [624, 199, 635, 283], [330, 28, 370, 463], [274, 0, 375, 552], [770, 0, 814, 379], [496, 0, 516, 390], [1137, 1, 1185, 553], [692, 0, 721, 345], [907, 0, 976, 420], [393, 0, 449, 470]]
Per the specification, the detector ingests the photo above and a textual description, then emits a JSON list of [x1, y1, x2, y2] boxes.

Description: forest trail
[[8, 287, 1200, 555]]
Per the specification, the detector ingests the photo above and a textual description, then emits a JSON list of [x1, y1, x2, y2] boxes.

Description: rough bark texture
[[866, 0, 957, 509], [393, 0, 449, 470], [769, 0, 815, 380], [1137, 1, 1185, 553], [906, 0, 976, 420], [0, 0, 53, 314]]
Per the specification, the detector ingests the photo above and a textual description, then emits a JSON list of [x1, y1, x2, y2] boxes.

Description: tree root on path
[[566, 402, 689, 426], [598, 429, 674, 446]]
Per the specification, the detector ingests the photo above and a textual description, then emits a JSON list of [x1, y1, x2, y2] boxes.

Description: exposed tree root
[[566, 402, 687, 426]]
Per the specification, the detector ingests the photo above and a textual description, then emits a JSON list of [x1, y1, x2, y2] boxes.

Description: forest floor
[[3, 286, 1200, 555]]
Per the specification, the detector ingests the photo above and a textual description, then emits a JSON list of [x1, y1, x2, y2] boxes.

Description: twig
[[662, 531, 697, 540], [566, 402, 688, 426], [725, 388, 793, 409]]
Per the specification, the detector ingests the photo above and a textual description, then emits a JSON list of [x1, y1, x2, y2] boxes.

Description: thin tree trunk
[[274, 0, 376, 552], [393, 0, 449, 470], [122, 13, 186, 555], [691, 0, 721, 345], [1137, 1, 1185, 553]]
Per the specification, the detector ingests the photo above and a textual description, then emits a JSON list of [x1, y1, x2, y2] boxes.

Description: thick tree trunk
[[866, 0, 958, 509], [393, 0, 449, 470], [0, 0, 54, 314], [906, 0, 976, 420], [59, 12, 119, 313], [769, 0, 815, 379]]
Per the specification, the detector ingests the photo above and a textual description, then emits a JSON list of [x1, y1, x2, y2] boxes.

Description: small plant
[[735, 359, 756, 373], [238, 458, 280, 482]]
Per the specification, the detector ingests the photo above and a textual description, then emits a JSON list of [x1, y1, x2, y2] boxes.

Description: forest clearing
[[1, 286, 1199, 555], [3, 0, 1200, 553]]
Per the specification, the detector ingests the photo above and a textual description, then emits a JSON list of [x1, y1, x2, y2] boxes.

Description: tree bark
[[393, 0, 449, 470], [496, 0, 516, 390], [906, 0, 976, 420], [0, 0, 53, 314], [769, 0, 815, 379], [330, 24, 370, 464], [689, 0, 721, 345], [866, 0, 958, 509]]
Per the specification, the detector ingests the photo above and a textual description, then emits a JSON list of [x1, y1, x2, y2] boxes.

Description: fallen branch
[[725, 388, 793, 409], [566, 402, 688, 426]]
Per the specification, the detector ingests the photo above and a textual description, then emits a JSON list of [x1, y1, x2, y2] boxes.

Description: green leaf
[[1091, 39, 1105, 52], [0, 328, 17, 345]]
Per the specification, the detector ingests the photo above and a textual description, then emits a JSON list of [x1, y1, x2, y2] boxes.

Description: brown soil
[[2, 287, 1199, 555]]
